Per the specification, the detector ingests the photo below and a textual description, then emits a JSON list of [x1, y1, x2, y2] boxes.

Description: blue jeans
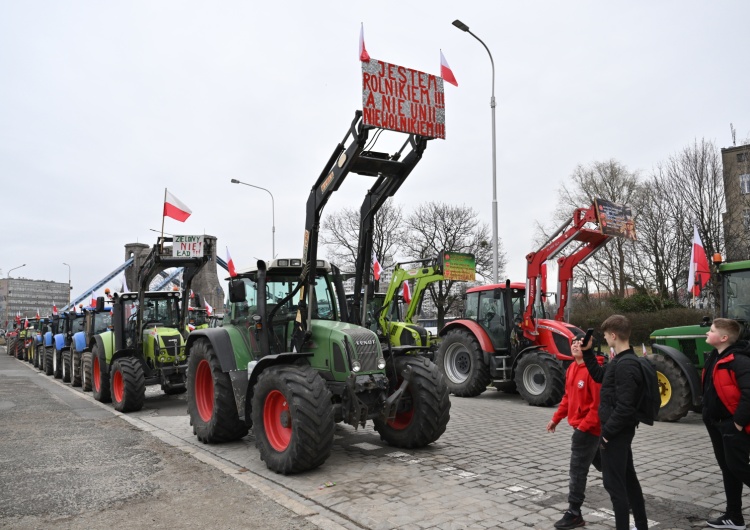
[[568, 428, 601, 509]]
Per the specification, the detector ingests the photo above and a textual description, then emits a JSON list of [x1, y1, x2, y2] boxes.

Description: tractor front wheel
[[90, 345, 111, 403], [373, 356, 450, 448], [251, 365, 334, 474], [61, 350, 71, 383], [434, 329, 490, 397], [81, 351, 92, 391], [70, 349, 82, 387], [514, 351, 565, 407], [53, 347, 62, 379], [44, 347, 54, 376], [186, 340, 248, 443], [111, 357, 146, 412], [648, 354, 692, 422]]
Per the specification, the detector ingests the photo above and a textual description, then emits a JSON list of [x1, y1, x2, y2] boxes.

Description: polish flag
[[359, 23, 370, 62], [36, 309, 40, 319], [24, 317, 29, 329], [163, 190, 192, 222], [440, 50, 458, 87], [15, 313, 21, 325], [401, 281, 412, 304], [688, 225, 711, 296], [372, 251, 383, 281], [205, 300, 213, 316], [52, 303, 58, 316], [226, 246, 237, 277]]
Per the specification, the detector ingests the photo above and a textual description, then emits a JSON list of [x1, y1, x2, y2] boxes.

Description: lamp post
[[230, 179, 276, 259], [63, 263, 71, 307], [5, 264, 25, 325], [452, 19, 499, 284]]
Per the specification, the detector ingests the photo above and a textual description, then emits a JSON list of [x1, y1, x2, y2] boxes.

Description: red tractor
[[435, 202, 616, 406]]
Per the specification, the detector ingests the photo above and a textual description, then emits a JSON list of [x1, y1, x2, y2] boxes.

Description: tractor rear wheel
[[648, 354, 691, 422], [434, 329, 490, 397], [53, 347, 62, 379], [70, 349, 82, 387], [81, 351, 92, 391], [187, 340, 248, 443], [61, 351, 71, 383], [111, 357, 146, 412], [7, 337, 15, 356], [44, 347, 54, 376], [374, 356, 450, 448], [251, 365, 334, 474], [91, 344, 111, 403], [514, 351, 565, 407]]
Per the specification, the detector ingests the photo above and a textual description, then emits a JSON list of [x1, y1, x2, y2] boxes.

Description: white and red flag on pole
[[24, 317, 29, 329], [163, 190, 192, 222], [359, 23, 370, 62], [52, 303, 58, 316], [372, 251, 383, 281], [226, 246, 237, 277], [205, 300, 213, 316], [688, 225, 711, 296], [36, 309, 40, 319], [440, 50, 458, 87], [401, 281, 412, 304]]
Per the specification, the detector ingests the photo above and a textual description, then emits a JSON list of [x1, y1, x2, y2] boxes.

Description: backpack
[[619, 353, 660, 425]]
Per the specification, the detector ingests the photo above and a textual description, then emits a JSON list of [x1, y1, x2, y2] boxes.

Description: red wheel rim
[[263, 390, 291, 451], [195, 359, 214, 423], [93, 356, 101, 391], [113, 369, 124, 402]]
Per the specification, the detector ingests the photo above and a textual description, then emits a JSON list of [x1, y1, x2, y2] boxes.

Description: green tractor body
[[649, 259, 750, 421]]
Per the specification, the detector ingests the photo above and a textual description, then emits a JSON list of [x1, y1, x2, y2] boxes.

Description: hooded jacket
[[582, 347, 641, 440], [552, 359, 602, 436], [702, 340, 750, 429]]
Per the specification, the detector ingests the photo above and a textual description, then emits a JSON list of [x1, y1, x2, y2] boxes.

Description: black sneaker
[[707, 513, 746, 530], [554, 510, 585, 529]]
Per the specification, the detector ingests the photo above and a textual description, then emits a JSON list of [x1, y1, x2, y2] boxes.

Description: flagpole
[[161, 188, 167, 251]]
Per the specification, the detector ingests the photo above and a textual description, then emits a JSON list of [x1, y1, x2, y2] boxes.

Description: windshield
[[233, 275, 336, 322], [93, 312, 113, 334], [72, 316, 86, 333], [143, 296, 181, 329], [724, 270, 750, 321]]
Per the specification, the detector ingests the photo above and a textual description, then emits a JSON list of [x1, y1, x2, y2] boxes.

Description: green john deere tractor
[[650, 258, 750, 421]]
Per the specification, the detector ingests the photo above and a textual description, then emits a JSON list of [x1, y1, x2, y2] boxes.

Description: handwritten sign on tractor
[[441, 252, 476, 281], [594, 199, 637, 240], [173, 235, 204, 258], [362, 59, 445, 139]]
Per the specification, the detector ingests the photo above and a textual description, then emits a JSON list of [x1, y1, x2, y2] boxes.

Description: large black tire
[[251, 365, 334, 474], [70, 348, 82, 387], [44, 347, 54, 376], [81, 351, 93, 391], [514, 351, 565, 407], [7, 337, 16, 356], [110, 357, 146, 413], [187, 340, 248, 443], [648, 354, 692, 422], [373, 356, 451, 448], [61, 350, 71, 383], [434, 329, 491, 397], [52, 347, 62, 379], [91, 344, 111, 403]]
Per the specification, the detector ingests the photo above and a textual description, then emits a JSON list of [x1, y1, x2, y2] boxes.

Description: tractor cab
[[463, 284, 526, 351]]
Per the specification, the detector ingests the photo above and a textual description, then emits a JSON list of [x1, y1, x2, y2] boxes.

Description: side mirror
[[96, 297, 105, 312], [193, 293, 203, 307], [228, 279, 246, 304], [700, 316, 712, 327]]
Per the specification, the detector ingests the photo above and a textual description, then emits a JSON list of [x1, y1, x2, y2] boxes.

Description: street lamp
[[452, 19, 499, 284], [7, 264, 25, 278], [63, 263, 71, 307], [230, 179, 276, 259]]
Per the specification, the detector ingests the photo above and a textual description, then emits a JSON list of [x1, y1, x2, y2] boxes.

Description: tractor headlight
[[377, 358, 386, 369], [351, 361, 361, 373]]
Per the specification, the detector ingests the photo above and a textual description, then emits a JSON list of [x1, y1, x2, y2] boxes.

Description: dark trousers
[[601, 426, 648, 530], [568, 428, 601, 510], [705, 418, 750, 517]]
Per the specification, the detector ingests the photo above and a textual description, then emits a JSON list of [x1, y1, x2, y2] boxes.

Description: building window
[[739, 153, 749, 163], [744, 209, 750, 230], [741, 174, 750, 195]]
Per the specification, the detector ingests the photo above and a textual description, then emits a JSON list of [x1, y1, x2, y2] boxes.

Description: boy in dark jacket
[[576, 314, 648, 530], [703, 318, 750, 530], [547, 341, 602, 529]]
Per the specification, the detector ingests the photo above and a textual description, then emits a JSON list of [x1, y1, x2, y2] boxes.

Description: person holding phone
[[547, 328, 603, 529]]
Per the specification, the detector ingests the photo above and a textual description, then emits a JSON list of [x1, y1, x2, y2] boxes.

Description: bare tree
[[401, 202, 505, 327], [320, 199, 403, 272]]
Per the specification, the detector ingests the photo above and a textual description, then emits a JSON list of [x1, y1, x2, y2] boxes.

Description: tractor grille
[[342, 328, 380, 372]]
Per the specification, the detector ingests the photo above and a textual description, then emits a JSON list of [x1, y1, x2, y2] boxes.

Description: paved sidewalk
[[2, 345, 741, 529]]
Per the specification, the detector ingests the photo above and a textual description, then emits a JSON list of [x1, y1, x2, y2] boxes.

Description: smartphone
[[582, 328, 594, 348]]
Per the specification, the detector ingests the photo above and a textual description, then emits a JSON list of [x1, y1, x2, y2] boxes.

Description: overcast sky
[[2, 1, 749, 304]]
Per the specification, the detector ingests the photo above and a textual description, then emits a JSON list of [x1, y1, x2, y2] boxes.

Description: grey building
[[0, 278, 70, 328], [722, 143, 750, 261]]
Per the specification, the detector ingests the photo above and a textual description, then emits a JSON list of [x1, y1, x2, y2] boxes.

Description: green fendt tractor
[[185, 111, 450, 475], [650, 257, 750, 421], [83, 236, 212, 412]]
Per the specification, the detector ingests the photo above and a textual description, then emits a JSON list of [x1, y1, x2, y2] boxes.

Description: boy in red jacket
[[547, 338, 602, 529]]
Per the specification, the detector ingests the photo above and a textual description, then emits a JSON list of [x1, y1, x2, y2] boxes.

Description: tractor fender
[[110, 348, 139, 367], [93, 334, 110, 374], [186, 328, 238, 373], [510, 345, 547, 371], [652, 343, 702, 408], [242, 352, 314, 420], [54, 333, 66, 351], [440, 320, 495, 358], [44, 331, 53, 347], [72, 331, 87, 354]]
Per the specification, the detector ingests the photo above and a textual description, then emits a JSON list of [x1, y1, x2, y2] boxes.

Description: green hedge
[[569, 303, 710, 345]]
